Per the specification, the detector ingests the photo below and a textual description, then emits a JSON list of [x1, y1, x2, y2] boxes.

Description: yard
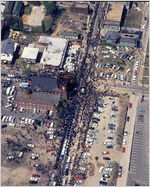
[[123, 8, 142, 28]]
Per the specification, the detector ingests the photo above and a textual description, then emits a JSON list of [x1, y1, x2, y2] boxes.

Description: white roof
[[39, 36, 68, 66], [21, 47, 39, 60]]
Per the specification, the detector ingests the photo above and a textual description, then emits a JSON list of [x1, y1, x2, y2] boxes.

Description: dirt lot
[[50, 7, 88, 37], [22, 5, 45, 27], [1, 112, 59, 186]]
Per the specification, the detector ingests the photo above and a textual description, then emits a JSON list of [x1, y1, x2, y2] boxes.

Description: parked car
[[103, 157, 111, 160]]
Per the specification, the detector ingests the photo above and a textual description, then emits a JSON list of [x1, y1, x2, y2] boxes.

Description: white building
[[39, 36, 68, 68], [21, 44, 39, 63]]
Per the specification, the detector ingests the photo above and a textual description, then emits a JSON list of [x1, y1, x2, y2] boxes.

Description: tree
[[3, 14, 23, 31], [42, 17, 54, 34], [43, 2, 57, 15], [28, 1, 41, 6]]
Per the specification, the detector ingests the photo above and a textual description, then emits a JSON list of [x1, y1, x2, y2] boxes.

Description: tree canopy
[[43, 2, 57, 15]]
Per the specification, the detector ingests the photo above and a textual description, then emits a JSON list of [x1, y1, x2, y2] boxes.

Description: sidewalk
[[117, 94, 140, 186]]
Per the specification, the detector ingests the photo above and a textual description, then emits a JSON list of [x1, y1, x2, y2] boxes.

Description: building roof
[[58, 31, 79, 39], [31, 76, 58, 92], [12, 1, 23, 16], [104, 31, 118, 41], [120, 37, 137, 44], [1, 39, 15, 55], [106, 3, 124, 22], [39, 36, 68, 66], [15, 90, 60, 106], [4, 1, 15, 14], [21, 47, 39, 60]]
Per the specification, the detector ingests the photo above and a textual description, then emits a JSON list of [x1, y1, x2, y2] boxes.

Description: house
[[104, 31, 118, 45], [58, 31, 79, 40], [21, 45, 39, 63], [12, 1, 24, 16], [4, 1, 15, 14], [119, 37, 137, 47], [1, 39, 18, 64]]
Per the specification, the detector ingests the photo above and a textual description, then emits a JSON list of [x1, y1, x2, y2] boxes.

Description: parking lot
[[1, 74, 62, 186], [127, 99, 149, 186], [68, 92, 130, 186]]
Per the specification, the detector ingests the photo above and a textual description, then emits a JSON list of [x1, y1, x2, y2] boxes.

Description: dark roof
[[15, 90, 60, 106], [31, 76, 58, 92], [12, 1, 23, 16], [4, 1, 15, 14], [104, 31, 118, 41], [120, 37, 137, 44], [1, 39, 15, 55]]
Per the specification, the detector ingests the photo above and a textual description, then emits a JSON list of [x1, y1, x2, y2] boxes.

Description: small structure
[[58, 31, 79, 40], [1, 39, 18, 64], [21, 45, 39, 63], [39, 36, 68, 68], [12, 1, 24, 16]]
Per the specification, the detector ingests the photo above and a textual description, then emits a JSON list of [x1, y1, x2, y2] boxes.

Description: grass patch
[[124, 8, 142, 27], [42, 16, 54, 33], [31, 26, 43, 33]]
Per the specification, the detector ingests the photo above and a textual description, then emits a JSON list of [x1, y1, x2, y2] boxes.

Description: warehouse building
[[21, 44, 39, 63], [39, 36, 68, 69]]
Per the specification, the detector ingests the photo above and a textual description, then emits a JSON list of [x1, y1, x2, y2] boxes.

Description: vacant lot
[[124, 8, 142, 28], [23, 5, 45, 26]]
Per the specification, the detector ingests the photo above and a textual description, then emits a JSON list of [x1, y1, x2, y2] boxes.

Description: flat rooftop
[[39, 36, 68, 66], [21, 47, 39, 60], [30, 76, 58, 92], [106, 3, 124, 22]]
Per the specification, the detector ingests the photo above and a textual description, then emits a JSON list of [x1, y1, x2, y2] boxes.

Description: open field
[[124, 8, 142, 28]]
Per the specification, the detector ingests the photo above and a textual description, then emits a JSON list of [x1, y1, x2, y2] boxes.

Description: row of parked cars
[[133, 60, 139, 81]]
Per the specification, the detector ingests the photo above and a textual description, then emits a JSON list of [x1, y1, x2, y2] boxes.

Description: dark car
[[1, 124, 7, 129], [99, 180, 107, 186], [103, 157, 111, 160]]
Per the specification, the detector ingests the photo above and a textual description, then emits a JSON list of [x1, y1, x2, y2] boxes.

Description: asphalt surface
[[127, 100, 149, 186]]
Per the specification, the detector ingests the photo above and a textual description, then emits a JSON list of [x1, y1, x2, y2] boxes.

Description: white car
[[79, 167, 86, 171], [8, 123, 16, 127], [25, 118, 28, 124], [99, 166, 104, 173], [18, 152, 24, 158], [108, 130, 115, 134], [2, 116, 6, 122], [21, 117, 25, 123], [27, 144, 35, 148]]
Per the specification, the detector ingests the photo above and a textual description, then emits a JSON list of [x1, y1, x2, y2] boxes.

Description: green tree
[[3, 14, 23, 31], [43, 1, 57, 15], [42, 17, 54, 34]]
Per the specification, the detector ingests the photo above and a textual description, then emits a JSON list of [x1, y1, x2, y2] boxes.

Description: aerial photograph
[[1, 1, 149, 186]]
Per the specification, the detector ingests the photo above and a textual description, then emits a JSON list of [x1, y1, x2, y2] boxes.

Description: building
[[12, 1, 23, 16], [70, 4, 89, 15], [4, 1, 15, 14], [39, 36, 68, 69], [119, 37, 137, 47], [1, 39, 18, 64], [14, 76, 66, 110], [1, 19, 5, 39], [21, 45, 39, 63], [58, 31, 79, 40], [104, 31, 118, 44]]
